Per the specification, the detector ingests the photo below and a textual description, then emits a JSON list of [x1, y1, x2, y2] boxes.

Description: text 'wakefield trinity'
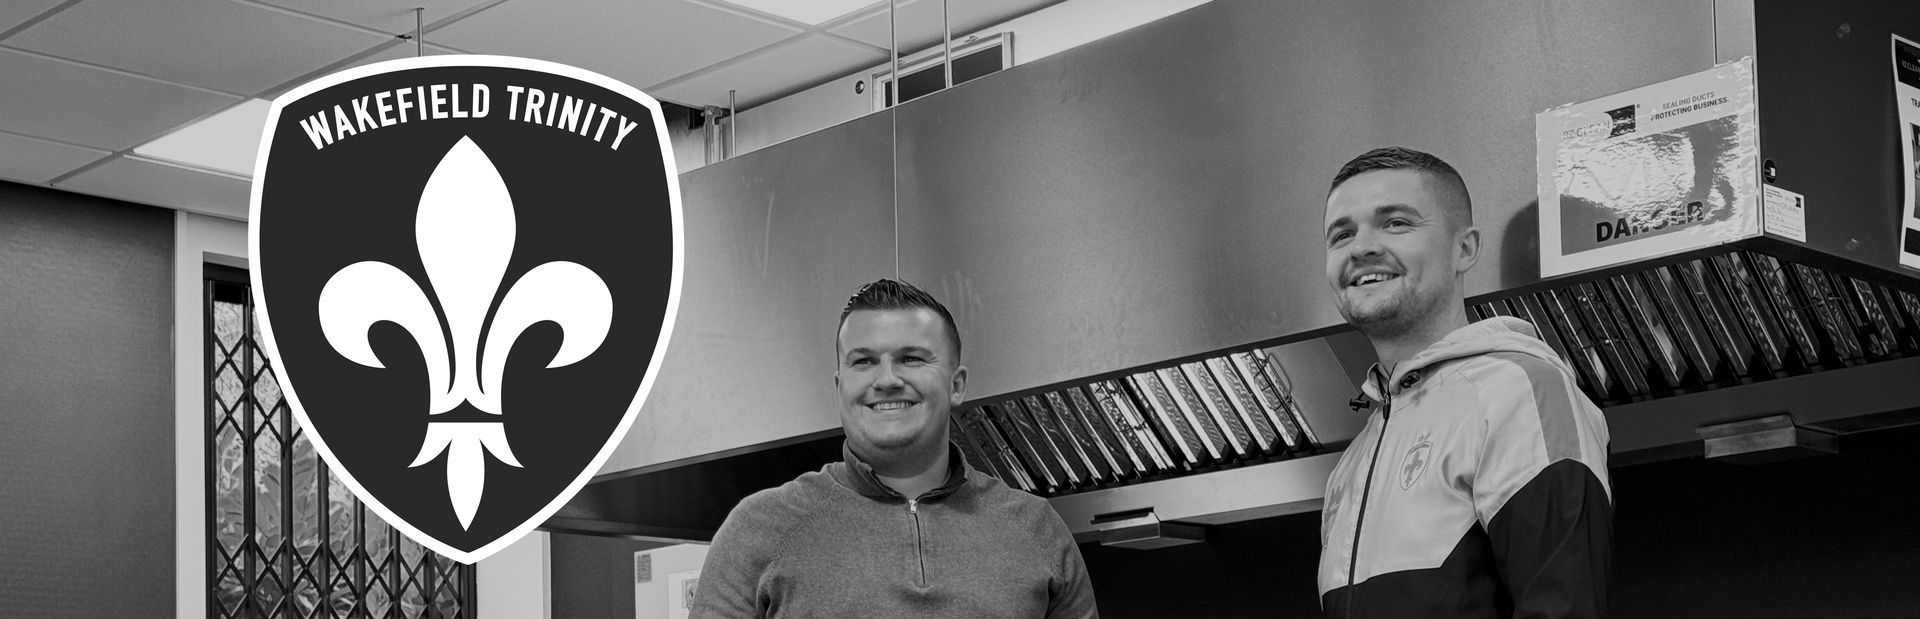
[[297, 84, 644, 152]]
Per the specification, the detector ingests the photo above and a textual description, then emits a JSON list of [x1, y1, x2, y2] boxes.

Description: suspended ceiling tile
[[134, 99, 271, 178], [7, 0, 393, 95], [709, 0, 880, 26], [0, 49, 241, 150], [0, 132, 110, 185], [335, 42, 466, 71], [830, 0, 1056, 53], [57, 156, 252, 220], [253, 0, 498, 33], [431, 0, 802, 91], [652, 35, 885, 109], [0, 0, 66, 33], [829, 0, 943, 52], [257, 43, 464, 100]]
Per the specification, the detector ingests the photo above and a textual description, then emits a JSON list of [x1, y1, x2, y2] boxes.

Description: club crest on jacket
[[1400, 432, 1434, 490]]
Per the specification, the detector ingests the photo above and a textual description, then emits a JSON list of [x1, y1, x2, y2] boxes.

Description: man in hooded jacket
[[1315, 147, 1613, 617]]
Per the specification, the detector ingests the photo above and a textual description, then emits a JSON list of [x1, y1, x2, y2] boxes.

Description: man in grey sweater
[[691, 279, 1099, 618]]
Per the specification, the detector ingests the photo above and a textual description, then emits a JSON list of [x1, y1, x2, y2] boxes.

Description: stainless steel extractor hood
[[548, 0, 1920, 548]]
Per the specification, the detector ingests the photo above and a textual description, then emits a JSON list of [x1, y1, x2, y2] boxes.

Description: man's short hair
[[1329, 146, 1473, 230], [838, 278, 962, 361]]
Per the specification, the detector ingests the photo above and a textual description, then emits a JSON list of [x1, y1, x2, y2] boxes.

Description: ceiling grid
[[0, 0, 1061, 218]]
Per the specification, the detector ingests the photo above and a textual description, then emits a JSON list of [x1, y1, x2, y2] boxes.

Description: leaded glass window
[[207, 264, 475, 619]]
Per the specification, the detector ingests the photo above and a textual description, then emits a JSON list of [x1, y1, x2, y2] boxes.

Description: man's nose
[[1347, 227, 1385, 258], [871, 360, 906, 391]]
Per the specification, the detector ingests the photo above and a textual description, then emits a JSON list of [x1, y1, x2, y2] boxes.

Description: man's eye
[[1385, 218, 1413, 229], [849, 358, 874, 367], [901, 356, 927, 365], [1328, 230, 1353, 246]]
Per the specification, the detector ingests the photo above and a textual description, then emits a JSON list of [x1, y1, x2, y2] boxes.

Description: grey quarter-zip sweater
[[690, 441, 1099, 618]]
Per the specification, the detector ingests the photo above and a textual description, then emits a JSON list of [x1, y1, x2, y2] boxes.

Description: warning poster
[[1894, 34, 1920, 271], [1535, 58, 1761, 277]]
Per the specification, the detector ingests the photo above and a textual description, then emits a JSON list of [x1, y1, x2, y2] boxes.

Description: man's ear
[[1455, 225, 1481, 274], [949, 364, 969, 408]]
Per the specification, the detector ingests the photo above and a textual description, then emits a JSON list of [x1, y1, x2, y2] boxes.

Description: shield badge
[[248, 56, 683, 563], [1399, 433, 1434, 491]]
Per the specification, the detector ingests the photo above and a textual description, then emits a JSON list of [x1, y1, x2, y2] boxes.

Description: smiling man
[[1315, 148, 1614, 617], [692, 279, 1097, 618]]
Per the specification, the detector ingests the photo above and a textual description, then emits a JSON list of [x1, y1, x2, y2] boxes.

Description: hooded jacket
[[1318, 316, 1613, 618], [691, 441, 1098, 618]]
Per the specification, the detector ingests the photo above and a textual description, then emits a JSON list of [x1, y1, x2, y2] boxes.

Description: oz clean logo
[[248, 55, 683, 563]]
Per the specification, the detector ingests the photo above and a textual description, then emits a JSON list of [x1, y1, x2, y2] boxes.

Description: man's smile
[[1346, 266, 1404, 289], [866, 399, 918, 412]]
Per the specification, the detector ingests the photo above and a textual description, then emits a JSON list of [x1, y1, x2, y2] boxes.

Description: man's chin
[[851, 427, 930, 454], [1339, 296, 1399, 321], [1340, 304, 1414, 336]]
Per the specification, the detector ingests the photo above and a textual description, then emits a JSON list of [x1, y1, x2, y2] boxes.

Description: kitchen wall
[[1, 181, 174, 616], [550, 533, 673, 619]]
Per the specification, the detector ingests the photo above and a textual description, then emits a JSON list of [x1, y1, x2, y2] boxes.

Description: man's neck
[[866, 441, 951, 500], [1370, 309, 1469, 380]]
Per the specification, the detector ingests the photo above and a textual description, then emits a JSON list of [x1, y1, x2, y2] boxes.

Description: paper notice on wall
[[1763, 185, 1807, 243], [1536, 58, 1761, 277], [1895, 34, 1920, 271], [667, 570, 700, 619]]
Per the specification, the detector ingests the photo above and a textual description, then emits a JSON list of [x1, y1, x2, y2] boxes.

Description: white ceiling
[[0, 0, 1060, 220]]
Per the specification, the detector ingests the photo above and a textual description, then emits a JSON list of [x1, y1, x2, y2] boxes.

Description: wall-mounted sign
[[668, 570, 701, 619], [1535, 58, 1761, 277], [1762, 185, 1807, 243], [1894, 34, 1920, 272]]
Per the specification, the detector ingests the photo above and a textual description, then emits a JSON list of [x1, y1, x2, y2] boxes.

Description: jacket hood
[[1359, 316, 1572, 402]]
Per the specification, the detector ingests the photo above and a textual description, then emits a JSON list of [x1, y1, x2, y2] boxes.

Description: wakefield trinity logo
[[248, 56, 684, 563]]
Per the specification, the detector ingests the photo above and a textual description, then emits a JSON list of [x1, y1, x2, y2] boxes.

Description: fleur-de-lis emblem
[[1400, 432, 1433, 491], [316, 136, 613, 529]]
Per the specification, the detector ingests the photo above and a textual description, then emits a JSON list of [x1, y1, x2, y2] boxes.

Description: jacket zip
[[1344, 389, 1391, 619], [908, 498, 926, 587]]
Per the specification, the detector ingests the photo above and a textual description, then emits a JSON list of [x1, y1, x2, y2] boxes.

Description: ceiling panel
[[830, 0, 1054, 53], [252, 0, 498, 33], [710, 0, 880, 26], [0, 49, 240, 150], [134, 99, 271, 177], [0, 0, 1084, 213], [652, 35, 886, 108], [0, 132, 110, 185], [0, 0, 65, 33], [7, 0, 393, 95], [431, 0, 802, 91], [257, 43, 463, 100], [57, 157, 251, 220]]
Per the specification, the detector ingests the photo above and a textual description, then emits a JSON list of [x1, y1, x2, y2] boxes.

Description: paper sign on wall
[[1894, 34, 1920, 271], [1763, 185, 1807, 243], [667, 570, 701, 619], [1536, 58, 1762, 277]]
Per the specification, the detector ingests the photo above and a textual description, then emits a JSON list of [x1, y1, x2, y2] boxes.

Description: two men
[[1317, 147, 1614, 616], [693, 279, 1097, 618], [694, 146, 1611, 618]]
